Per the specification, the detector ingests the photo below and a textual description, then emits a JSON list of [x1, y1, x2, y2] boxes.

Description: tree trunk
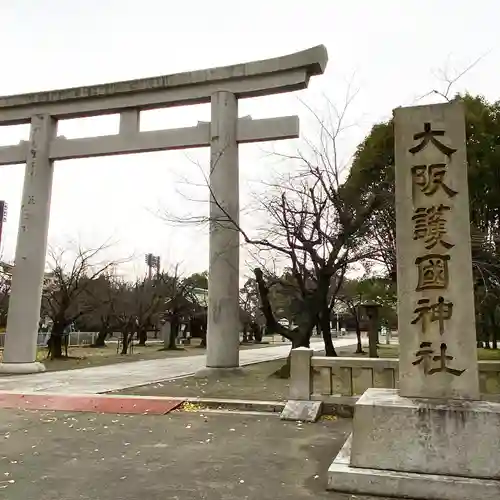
[[166, 316, 179, 350], [49, 321, 65, 359], [252, 323, 262, 343], [49, 334, 63, 359], [137, 328, 148, 346], [272, 350, 293, 379], [120, 330, 130, 355], [161, 321, 171, 349], [253, 268, 313, 378], [253, 268, 310, 347], [199, 332, 207, 348], [92, 330, 109, 348], [319, 310, 336, 357]]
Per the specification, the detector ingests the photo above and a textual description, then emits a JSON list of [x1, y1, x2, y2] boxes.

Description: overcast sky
[[0, 0, 498, 281]]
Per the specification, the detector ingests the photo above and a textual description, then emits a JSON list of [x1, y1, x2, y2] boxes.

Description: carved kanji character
[[409, 122, 457, 157], [413, 342, 465, 376], [411, 296, 453, 335], [412, 342, 434, 374], [428, 343, 465, 376], [415, 254, 450, 291], [412, 204, 453, 250], [412, 164, 458, 198]]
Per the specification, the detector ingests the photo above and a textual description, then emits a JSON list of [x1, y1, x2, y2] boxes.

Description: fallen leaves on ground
[[178, 402, 206, 412], [320, 415, 338, 421]]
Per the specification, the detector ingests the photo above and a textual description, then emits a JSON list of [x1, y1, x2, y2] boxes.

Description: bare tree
[[112, 277, 167, 354], [109, 267, 200, 354], [243, 95, 380, 357], [162, 266, 202, 350], [416, 52, 491, 104], [82, 273, 122, 348], [42, 243, 126, 359]]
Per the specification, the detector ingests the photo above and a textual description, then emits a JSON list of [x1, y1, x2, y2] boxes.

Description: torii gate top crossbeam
[[0, 45, 328, 126]]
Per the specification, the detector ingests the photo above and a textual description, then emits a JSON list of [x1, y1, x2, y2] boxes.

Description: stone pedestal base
[[0, 362, 46, 375], [328, 435, 500, 500], [327, 388, 500, 500], [351, 388, 500, 478]]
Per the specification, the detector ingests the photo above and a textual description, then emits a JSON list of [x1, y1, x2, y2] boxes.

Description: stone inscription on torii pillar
[[0, 46, 328, 373]]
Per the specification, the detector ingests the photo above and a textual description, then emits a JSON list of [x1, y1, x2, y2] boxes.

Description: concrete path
[[0, 408, 361, 500], [0, 337, 357, 395]]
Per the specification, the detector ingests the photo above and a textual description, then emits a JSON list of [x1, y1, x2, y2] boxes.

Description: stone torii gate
[[0, 46, 328, 374]]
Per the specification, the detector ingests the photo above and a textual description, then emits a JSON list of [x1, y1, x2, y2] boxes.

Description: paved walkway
[[0, 338, 357, 394], [0, 409, 364, 500]]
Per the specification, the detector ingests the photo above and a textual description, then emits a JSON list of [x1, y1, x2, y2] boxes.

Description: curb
[[0, 391, 286, 416]]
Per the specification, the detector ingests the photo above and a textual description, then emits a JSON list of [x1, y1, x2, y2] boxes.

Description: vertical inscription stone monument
[[327, 101, 500, 500], [396, 101, 479, 400]]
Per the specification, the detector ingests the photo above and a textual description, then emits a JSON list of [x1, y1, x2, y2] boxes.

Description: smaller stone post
[[282, 347, 322, 422], [289, 347, 313, 400]]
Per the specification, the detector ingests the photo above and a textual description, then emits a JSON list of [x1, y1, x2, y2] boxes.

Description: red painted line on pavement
[[0, 392, 184, 415]]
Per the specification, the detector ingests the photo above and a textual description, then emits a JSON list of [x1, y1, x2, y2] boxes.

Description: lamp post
[[145, 253, 161, 280], [362, 301, 381, 358]]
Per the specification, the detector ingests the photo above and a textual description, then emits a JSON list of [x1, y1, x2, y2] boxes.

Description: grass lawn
[[119, 357, 291, 401]]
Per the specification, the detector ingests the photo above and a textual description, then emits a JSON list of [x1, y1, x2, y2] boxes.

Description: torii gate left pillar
[[0, 46, 328, 374]]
